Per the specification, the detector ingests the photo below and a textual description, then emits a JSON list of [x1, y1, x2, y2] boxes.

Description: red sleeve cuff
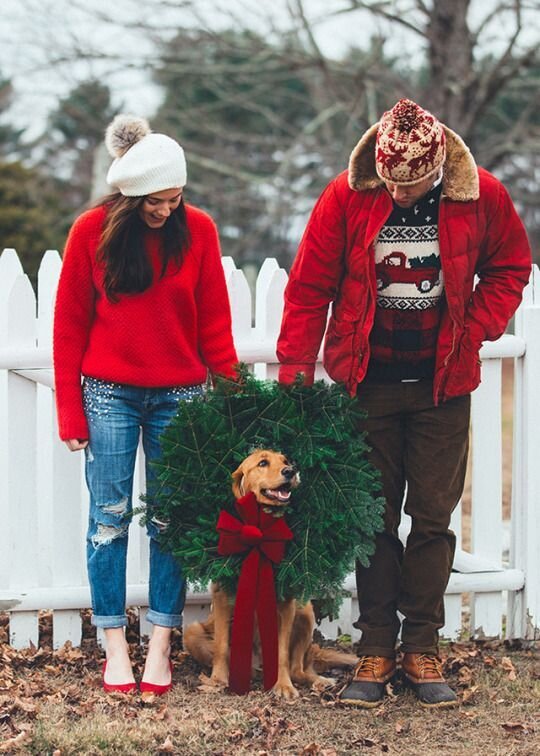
[[58, 418, 89, 443], [278, 364, 315, 386]]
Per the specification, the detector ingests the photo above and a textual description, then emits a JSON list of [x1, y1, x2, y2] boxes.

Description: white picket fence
[[0, 247, 539, 650]]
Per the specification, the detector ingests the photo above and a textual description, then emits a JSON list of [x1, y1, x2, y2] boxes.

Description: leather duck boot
[[340, 656, 396, 707], [401, 653, 458, 707]]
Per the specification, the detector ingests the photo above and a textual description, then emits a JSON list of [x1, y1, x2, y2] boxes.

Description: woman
[[53, 114, 238, 694]]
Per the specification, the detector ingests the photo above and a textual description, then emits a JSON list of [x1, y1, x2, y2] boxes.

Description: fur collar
[[347, 122, 479, 201]]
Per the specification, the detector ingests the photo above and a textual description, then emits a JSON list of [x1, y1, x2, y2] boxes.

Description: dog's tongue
[[273, 488, 291, 502]]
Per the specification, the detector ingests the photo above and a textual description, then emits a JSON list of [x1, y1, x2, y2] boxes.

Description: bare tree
[[3, 0, 539, 259]]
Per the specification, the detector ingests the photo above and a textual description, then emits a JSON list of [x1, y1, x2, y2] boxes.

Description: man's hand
[[65, 439, 88, 451]]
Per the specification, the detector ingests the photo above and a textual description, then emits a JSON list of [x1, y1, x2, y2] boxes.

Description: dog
[[183, 449, 358, 699]]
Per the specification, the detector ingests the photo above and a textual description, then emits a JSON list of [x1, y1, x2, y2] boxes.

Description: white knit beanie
[[105, 114, 187, 196]]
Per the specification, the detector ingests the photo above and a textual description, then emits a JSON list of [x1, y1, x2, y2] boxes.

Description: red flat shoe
[[102, 661, 137, 694], [139, 660, 173, 696]]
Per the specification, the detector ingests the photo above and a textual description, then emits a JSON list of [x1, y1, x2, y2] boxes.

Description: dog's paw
[[272, 680, 300, 700], [209, 665, 230, 687], [197, 672, 227, 693]]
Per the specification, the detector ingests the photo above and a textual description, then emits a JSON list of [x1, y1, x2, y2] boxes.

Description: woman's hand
[[65, 439, 89, 451]]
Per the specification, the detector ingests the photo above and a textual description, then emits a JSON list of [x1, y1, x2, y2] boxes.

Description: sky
[[0, 0, 417, 137], [0, 0, 538, 140]]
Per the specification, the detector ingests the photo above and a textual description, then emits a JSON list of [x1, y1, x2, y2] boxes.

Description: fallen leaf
[[352, 738, 377, 748], [395, 721, 411, 734], [13, 697, 37, 714], [500, 657, 517, 681], [461, 684, 480, 704], [157, 735, 175, 753], [0, 730, 31, 752], [302, 744, 321, 754], [43, 665, 61, 676], [458, 665, 473, 685], [501, 722, 529, 734], [154, 704, 168, 721]]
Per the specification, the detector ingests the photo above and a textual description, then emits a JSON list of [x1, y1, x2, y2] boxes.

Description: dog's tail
[[311, 643, 358, 672]]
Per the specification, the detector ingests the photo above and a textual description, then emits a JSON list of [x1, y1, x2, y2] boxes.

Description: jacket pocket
[[444, 329, 482, 398], [323, 316, 357, 384]]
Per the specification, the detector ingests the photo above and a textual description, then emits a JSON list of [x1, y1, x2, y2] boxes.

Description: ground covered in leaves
[[0, 611, 538, 755]]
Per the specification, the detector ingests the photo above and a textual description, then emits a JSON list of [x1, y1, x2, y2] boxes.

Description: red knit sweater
[[53, 203, 238, 441]]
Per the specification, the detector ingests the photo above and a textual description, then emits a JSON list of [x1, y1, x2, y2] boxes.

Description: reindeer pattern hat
[[375, 99, 446, 186]]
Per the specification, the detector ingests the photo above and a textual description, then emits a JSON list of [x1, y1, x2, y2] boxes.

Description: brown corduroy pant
[[354, 380, 470, 657]]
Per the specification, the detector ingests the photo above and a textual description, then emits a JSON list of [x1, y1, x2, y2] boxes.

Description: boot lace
[[417, 654, 443, 677], [354, 655, 382, 676]]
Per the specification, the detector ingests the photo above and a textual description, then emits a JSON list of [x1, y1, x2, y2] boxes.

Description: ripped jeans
[[83, 377, 204, 629]]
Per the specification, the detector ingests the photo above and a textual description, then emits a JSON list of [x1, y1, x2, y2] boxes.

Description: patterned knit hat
[[105, 114, 187, 196], [375, 99, 446, 186]]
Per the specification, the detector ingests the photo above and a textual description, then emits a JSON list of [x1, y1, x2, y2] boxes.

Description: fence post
[[470, 357, 504, 637], [130, 445, 151, 641], [255, 259, 287, 380], [509, 265, 540, 639], [224, 258, 252, 365], [0, 250, 24, 596], [38, 251, 88, 648], [3, 271, 40, 648], [442, 506, 463, 640]]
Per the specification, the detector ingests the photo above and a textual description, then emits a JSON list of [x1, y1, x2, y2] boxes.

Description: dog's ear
[[231, 465, 244, 499]]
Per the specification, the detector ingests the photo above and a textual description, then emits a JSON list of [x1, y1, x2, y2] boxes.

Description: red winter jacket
[[277, 124, 532, 403]]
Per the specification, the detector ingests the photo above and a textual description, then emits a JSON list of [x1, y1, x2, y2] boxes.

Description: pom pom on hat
[[105, 113, 187, 196], [375, 99, 446, 186], [105, 114, 151, 158]]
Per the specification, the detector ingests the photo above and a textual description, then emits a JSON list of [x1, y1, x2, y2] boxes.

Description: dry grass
[[1, 629, 539, 755]]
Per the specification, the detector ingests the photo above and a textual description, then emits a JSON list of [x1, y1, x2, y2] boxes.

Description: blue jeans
[[82, 377, 204, 629]]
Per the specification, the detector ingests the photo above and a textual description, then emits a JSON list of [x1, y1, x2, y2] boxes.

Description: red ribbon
[[216, 492, 293, 694]]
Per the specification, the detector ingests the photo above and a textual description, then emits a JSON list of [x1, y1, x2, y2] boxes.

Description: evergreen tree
[[38, 79, 117, 216], [0, 69, 65, 279], [0, 161, 65, 280]]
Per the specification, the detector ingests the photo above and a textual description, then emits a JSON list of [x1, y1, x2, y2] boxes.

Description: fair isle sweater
[[53, 203, 237, 441], [367, 181, 444, 381]]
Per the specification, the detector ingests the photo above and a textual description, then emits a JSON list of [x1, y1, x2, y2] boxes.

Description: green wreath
[[150, 368, 385, 617]]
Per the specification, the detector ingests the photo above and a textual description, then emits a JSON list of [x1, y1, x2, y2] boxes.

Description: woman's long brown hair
[[95, 193, 191, 301]]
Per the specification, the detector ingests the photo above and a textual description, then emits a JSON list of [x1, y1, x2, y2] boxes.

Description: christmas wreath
[[150, 368, 385, 617]]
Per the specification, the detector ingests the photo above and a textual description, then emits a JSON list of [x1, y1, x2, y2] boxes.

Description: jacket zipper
[[433, 193, 457, 405], [350, 208, 389, 392]]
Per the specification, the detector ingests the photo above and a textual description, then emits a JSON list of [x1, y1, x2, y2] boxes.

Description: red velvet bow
[[216, 491, 293, 694]]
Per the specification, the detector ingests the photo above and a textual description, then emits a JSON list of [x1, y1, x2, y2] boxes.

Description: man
[[277, 99, 531, 708]]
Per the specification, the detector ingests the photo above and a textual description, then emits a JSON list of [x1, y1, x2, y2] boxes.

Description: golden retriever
[[183, 449, 358, 699]]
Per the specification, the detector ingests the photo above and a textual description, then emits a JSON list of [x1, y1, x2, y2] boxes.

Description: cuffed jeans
[[82, 377, 204, 629], [354, 380, 470, 656]]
